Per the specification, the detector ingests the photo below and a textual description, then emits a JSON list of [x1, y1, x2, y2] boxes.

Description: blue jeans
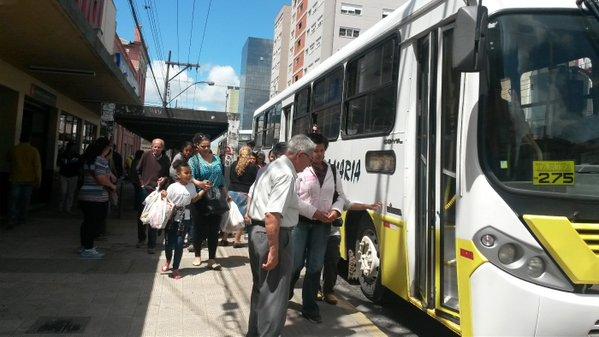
[[290, 220, 331, 316], [9, 183, 34, 225], [165, 219, 189, 269]]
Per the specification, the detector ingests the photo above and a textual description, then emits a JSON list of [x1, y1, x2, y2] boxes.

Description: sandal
[[192, 257, 202, 266], [171, 269, 182, 280], [161, 263, 171, 273]]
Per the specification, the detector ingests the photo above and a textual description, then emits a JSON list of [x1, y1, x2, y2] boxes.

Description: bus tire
[[354, 223, 384, 303]]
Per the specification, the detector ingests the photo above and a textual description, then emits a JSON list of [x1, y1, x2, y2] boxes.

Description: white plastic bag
[[139, 189, 161, 224], [140, 189, 173, 229], [223, 200, 245, 233]]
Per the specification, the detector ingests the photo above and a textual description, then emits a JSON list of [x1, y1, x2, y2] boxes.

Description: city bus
[[253, 0, 599, 335]]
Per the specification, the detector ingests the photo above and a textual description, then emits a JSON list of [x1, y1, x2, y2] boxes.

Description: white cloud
[[144, 62, 239, 111]]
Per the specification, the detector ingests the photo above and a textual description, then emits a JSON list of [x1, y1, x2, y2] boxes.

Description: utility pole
[[161, 50, 201, 117]]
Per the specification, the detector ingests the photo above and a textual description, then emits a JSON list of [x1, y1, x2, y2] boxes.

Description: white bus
[[253, 1, 599, 335]]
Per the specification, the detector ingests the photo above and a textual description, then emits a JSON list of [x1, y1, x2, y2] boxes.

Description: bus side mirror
[[453, 5, 488, 72]]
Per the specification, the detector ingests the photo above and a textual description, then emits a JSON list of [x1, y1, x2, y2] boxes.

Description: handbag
[[202, 187, 230, 215], [329, 163, 343, 227]]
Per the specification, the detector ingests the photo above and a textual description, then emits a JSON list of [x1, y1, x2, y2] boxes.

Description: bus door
[[415, 31, 438, 309], [415, 26, 460, 319], [435, 26, 460, 319]]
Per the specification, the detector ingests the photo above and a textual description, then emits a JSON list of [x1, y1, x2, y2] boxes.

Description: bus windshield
[[482, 11, 599, 198]]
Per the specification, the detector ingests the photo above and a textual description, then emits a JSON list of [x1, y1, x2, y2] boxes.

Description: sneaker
[[316, 290, 323, 301], [187, 244, 195, 253], [323, 293, 338, 305], [301, 311, 322, 324], [80, 248, 105, 259], [206, 259, 221, 270], [192, 257, 202, 266], [147, 248, 156, 254]]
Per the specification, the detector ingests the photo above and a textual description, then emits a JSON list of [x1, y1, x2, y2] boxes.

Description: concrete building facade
[[270, 6, 292, 98], [225, 86, 240, 114], [238, 37, 273, 130], [285, 0, 406, 86]]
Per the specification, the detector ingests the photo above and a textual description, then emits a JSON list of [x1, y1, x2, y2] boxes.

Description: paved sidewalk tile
[[0, 199, 385, 337]]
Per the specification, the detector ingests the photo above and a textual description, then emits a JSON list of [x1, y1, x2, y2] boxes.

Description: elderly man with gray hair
[[246, 134, 316, 337], [136, 138, 170, 254]]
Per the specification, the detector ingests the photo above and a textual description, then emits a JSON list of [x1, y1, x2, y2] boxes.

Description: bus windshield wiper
[[579, 0, 599, 21]]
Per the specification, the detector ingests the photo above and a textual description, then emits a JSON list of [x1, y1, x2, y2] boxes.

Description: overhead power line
[[126, 0, 164, 103], [195, 0, 213, 65], [187, 0, 198, 63]]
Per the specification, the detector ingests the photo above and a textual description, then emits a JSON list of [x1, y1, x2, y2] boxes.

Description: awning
[[0, 0, 140, 110], [114, 105, 229, 147]]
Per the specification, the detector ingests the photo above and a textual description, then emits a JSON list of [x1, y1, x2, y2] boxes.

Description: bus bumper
[[471, 263, 599, 336]]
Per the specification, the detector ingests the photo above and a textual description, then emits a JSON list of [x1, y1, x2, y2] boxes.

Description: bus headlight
[[474, 227, 573, 292], [498, 243, 519, 264], [526, 257, 545, 278]]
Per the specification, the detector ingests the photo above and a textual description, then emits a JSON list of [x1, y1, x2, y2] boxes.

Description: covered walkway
[[113, 105, 229, 147]]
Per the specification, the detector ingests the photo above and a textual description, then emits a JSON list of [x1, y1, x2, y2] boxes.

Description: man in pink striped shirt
[[290, 132, 347, 324]]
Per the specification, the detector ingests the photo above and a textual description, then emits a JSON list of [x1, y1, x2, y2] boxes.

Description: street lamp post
[[167, 81, 215, 107]]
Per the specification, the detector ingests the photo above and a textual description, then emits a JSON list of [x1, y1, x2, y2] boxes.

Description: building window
[[81, 121, 97, 152], [344, 36, 399, 138], [341, 3, 362, 16], [339, 27, 360, 38], [382, 9, 393, 19], [58, 112, 81, 151]]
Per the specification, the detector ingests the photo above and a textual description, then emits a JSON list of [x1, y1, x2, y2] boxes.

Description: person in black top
[[58, 141, 80, 214], [225, 145, 258, 247]]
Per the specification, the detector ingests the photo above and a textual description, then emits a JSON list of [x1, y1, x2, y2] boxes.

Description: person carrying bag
[[188, 133, 229, 270]]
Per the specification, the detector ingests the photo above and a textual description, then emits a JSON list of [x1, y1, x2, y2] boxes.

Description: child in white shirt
[[161, 162, 203, 279]]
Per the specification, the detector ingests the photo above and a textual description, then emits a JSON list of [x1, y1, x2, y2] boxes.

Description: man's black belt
[[251, 219, 266, 227], [299, 215, 326, 225]]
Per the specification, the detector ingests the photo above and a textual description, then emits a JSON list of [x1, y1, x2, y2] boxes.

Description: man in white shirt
[[246, 135, 316, 337]]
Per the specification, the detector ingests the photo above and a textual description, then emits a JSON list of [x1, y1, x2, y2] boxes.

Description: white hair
[[287, 134, 316, 155]]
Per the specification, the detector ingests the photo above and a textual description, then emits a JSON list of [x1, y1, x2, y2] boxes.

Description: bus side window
[[343, 36, 399, 138]]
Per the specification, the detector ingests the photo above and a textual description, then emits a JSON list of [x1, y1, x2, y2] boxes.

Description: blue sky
[[114, 0, 289, 110]]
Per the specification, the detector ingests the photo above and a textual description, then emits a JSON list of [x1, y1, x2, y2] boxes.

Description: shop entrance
[[21, 97, 56, 205]]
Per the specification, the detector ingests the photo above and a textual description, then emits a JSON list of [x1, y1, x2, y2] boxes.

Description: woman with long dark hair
[[78, 137, 116, 259], [189, 133, 228, 270]]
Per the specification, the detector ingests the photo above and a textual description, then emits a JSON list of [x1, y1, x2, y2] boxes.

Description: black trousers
[[191, 204, 222, 260], [79, 201, 108, 249], [322, 235, 341, 294]]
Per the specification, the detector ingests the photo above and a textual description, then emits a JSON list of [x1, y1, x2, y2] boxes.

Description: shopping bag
[[148, 197, 174, 230], [139, 189, 161, 224], [140, 188, 174, 229], [223, 200, 245, 233]]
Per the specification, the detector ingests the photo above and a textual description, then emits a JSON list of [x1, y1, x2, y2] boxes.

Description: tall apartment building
[[285, 0, 406, 87], [270, 6, 292, 98], [238, 37, 273, 130]]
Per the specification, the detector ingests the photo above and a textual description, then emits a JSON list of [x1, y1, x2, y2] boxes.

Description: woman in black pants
[[78, 137, 116, 259], [188, 133, 228, 270]]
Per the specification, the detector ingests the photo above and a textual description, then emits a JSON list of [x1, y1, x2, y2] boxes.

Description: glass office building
[[239, 37, 273, 130]]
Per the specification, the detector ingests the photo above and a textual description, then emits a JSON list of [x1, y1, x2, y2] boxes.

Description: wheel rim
[[356, 228, 380, 294]]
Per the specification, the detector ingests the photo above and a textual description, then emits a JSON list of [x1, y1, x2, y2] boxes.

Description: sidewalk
[[0, 194, 386, 336]]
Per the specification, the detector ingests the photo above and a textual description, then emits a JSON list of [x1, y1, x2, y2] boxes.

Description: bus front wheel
[[354, 224, 384, 303]]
